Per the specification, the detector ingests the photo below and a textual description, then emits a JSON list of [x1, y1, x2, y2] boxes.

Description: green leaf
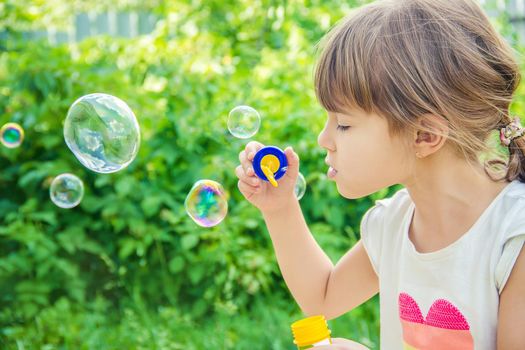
[[168, 256, 185, 273], [181, 233, 200, 250]]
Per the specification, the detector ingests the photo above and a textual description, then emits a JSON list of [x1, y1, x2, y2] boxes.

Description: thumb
[[284, 146, 300, 180]]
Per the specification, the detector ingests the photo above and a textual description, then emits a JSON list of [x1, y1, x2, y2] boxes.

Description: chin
[[337, 184, 368, 199], [337, 181, 381, 199]]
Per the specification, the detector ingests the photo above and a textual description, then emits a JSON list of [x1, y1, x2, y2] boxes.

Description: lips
[[328, 167, 338, 179], [325, 157, 338, 179]]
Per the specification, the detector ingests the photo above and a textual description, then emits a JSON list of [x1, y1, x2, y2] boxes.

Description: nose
[[318, 121, 335, 151]]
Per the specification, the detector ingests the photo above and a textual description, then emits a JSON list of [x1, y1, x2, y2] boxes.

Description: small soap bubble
[[294, 172, 306, 200], [185, 179, 228, 227], [0, 122, 24, 148], [64, 93, 140, 173], [50, 173, 84, 209], [227, 105, 261, 139]]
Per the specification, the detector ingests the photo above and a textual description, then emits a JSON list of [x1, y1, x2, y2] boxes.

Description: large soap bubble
[[227, 105, 261, 139], [50, 173, 84, 209], [185, 179, 228, 227], [64, 93, 140, 173]]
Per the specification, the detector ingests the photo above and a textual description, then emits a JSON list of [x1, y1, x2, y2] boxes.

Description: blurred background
[[1, 0, 524, 349]]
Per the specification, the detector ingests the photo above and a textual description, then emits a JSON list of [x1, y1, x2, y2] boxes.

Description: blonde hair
[[315, 0, 525, 183]]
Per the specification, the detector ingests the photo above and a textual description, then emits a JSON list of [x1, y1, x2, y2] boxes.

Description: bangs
[[314, 7, 385, 115]]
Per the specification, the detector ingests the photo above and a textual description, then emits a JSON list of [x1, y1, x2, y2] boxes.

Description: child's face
[[318, 109, 413, 199]]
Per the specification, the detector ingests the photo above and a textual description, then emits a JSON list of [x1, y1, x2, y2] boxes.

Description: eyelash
[[337, 125, 351, 132]]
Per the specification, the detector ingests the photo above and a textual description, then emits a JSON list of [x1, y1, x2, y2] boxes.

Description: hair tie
[[500, 117, 525, 146]]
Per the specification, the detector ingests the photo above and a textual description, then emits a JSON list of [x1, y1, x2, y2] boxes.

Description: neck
[[403, 150, 509, 251]]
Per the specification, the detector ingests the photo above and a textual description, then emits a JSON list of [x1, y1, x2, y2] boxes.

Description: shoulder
[[498, 181, 525, 239], [362, 187, 412, 228], [360, 187, 412, 241], [360, 187, 412, 274], [494, 181, 525, 293]]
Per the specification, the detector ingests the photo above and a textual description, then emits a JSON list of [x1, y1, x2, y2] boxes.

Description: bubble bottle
[[291, 315, 332, 349], [253, 146, 288, 187]]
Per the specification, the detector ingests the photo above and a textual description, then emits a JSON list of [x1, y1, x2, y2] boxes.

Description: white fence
[[11, 11, 158, 45], [6, 1, 525, 45]]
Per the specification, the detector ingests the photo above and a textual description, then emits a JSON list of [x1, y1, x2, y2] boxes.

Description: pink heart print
[[398, 292, 474, 350]]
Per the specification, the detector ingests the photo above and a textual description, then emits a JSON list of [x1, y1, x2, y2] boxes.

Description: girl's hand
[[235, 141, 300, 214], [313, 338, 370, 350]]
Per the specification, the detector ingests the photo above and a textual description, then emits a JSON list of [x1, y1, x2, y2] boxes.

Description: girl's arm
[[263, 199, 378, 320], [236, 141, 378, 319], [497, 244, 525, 348]]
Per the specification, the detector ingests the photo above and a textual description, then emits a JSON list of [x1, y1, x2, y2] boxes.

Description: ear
[[413, 114, 449, 158]]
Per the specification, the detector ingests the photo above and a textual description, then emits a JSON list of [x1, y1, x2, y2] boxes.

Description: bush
[[4, 0, 521, 348]]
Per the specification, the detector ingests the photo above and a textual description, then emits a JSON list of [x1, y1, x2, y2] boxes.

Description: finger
[[238, 151, 255, 176], [331, 338, 348, 344], [235, 165, 260, 187], [237, 180, 261, 196], [245, 141, 265, 161], [284, 146, 300, 180], [331, 338, 370, 350]]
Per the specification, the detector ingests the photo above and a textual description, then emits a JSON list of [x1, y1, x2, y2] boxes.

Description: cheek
[[369, 144, 409, 174], [339, 138, 411, 184], [339, 137, 386, 167], [336, 125, 411, 171]]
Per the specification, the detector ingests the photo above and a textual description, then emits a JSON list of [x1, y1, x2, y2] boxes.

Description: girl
[[235, 0, 525, 348]]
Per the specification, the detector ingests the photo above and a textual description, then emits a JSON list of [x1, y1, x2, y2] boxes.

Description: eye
[[337, 125, 351, 132]]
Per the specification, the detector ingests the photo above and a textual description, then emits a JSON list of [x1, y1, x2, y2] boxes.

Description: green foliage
[[0, 295, 378, 350], [0, 1, 386, 347], [6, 0, 522, 348]]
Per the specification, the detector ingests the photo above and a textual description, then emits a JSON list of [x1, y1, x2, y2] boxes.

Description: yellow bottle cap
[[291, 315, 332, 347]]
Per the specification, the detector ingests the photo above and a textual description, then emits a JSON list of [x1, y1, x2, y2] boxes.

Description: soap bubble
[[227, 105, 261, 139], [50, 173, 84, 209], [294, 172, 306, 200], [0, 122, 24, 148], [185, 179, 228, 227], [64, 93, 140, 173]]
